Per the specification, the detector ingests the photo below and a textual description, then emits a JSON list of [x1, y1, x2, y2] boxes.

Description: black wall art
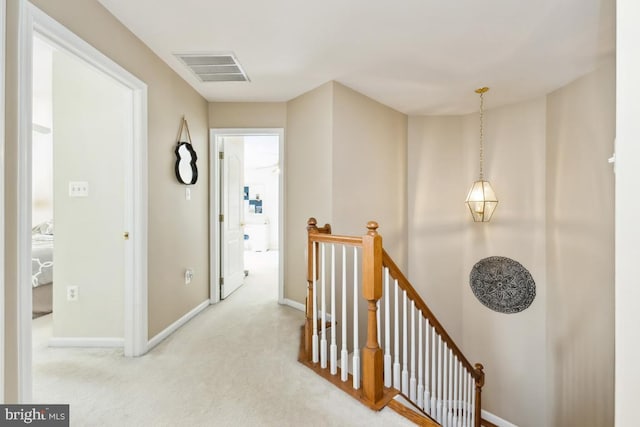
[[175, 117, 198, 185], [469, 256, 536, 314]]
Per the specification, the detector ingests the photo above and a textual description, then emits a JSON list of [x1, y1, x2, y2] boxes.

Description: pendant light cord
[[479, 91, 484, 180]]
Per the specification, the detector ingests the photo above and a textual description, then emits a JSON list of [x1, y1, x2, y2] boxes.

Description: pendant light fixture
[[465, 87, 498, 222]]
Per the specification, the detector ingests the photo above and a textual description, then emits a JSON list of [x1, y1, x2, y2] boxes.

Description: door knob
[[123, 232, 130, 240]]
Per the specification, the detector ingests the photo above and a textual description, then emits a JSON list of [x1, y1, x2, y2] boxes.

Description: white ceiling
[[98, 0, 614, 115]]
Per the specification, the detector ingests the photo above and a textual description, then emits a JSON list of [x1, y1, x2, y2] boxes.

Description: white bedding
[[32, 223, 54, 288]]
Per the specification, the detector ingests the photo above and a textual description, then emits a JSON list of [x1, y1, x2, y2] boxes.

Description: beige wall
[[209, 102, 287, 129], [332, 83, 408, 267], [461, 97, 548, 426], [409, 99, 548, 426], [407, 115, 465, 340], [284, 83, 334, 303], [546, 58, 615, 427], [4, 0, 209, 399], [407, 63, 614, 427], [51, 48, 128, 338], [281, 82, 408, 304]]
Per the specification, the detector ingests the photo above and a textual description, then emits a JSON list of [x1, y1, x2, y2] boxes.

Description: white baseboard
[[482, 410, 519, 427], [282, 298, 305, 312], [281, 299, 335, 321], [48, 337, 124, 348], [147, 300, 210, 351]]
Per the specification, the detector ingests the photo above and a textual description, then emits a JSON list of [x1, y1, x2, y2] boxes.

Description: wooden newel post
[[474, 363, 485, 427], [361, 221, 384, 405], [305, 218, 319, 361]]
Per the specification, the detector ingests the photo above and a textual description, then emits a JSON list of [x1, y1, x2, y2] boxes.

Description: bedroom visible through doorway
[[243, 135, 281, 300], [210, 129, 284, 304]]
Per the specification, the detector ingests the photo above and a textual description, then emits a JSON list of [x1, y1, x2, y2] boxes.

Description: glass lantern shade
[[465, 180, 498, 222]]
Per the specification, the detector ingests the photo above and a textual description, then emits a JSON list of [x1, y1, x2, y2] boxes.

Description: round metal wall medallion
[[470, 256, 535, 314]]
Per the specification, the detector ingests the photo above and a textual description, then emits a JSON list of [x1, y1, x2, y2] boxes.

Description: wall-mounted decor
[[245, 184, 265, 214], [174, 117, 198, 185], [470, 256, 535, 314]]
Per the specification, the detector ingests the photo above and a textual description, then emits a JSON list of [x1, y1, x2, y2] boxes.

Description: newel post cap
[[474, 363, 485, 387], [366, 221, 379, 236]]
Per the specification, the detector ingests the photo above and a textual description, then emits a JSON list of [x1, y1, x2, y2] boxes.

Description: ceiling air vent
[[174, 53, 250, 82]]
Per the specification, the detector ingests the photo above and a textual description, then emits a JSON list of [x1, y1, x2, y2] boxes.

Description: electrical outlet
[[67, 285, 78, 301], [185, 269, 193, 285]]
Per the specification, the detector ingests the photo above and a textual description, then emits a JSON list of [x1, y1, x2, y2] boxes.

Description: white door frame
[[209, 128, 285, 305], [0, 0, 6, 403], [17, 1, 148, 402]]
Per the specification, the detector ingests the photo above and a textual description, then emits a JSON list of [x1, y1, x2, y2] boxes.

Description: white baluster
[[410, 301, 417, 402], [461, 362, 466, 427], [442, 344, 449, 427], [330, 244, 337, 375], [437, 335, 443, 423], [320, 244, 327, 369], [424, 318, 431, 415], [453, 359, 460, 427], [470, 372, 475, 427], [452, 359, 457, 426], [352, 247, 360, 390], [340, 246, 348, 382], [463, 363, 468, 427], [393, 279, 401, 390], [402, 290, 409, 395], [312, 242, 319, 363], [466, 369, 471, 427], [417, 312, 424, 409], [448, 349, 453, 427], [384, 268, 392, 388], [431, 326, 437, 418], [462, 366, 469, 427]]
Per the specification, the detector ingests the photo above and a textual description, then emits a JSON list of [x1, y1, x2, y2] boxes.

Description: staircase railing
[[301, 218, 485, 427]]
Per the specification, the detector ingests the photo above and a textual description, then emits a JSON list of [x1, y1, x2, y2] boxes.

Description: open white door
[[220, 137, 245, 298]]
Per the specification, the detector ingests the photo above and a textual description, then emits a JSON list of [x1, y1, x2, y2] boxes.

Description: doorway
[[210, 129, 284, 304], [17, 2, 148, 402]]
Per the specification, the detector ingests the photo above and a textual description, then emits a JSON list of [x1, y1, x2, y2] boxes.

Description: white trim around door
[[0, 0, 6, 403], [209, 128, 285, 305], [17, 1, 148, 402]]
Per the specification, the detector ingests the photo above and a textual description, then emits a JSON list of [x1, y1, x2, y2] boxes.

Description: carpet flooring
[[32, 251, 411, 426]]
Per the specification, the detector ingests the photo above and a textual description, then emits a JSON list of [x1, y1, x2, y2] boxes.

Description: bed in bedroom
[[32, 220, 53, 318]]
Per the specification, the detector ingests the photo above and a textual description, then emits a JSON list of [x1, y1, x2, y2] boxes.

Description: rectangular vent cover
[[174, 53, 249, 82]]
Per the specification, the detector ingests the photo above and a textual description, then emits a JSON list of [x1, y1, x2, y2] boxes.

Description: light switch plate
[[69, 181, 89, 197]]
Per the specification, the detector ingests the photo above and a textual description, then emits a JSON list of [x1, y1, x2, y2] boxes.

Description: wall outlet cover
[[67, 285, 79, 301]]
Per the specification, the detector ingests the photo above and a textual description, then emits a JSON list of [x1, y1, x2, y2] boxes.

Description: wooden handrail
[[382, 250, 481, 382], [309, 233, 363, 247]]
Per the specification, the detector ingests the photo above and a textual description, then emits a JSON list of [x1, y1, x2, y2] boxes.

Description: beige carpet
[[32, 250, 411, 426]]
